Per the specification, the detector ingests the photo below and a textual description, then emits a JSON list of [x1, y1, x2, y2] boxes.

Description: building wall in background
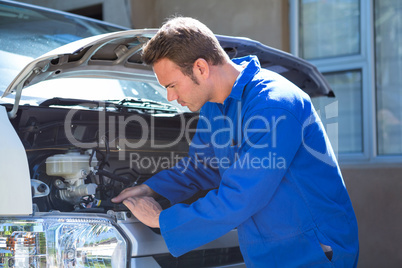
[[17, 0, 289, 51], [17, 0, 133, 28], [130, 0, 289, 52], [343, 166, 402, 267]]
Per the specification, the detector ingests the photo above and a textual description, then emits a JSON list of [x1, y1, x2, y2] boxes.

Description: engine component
[[45, 151, 97, 205], [31, 179, 50, 198]]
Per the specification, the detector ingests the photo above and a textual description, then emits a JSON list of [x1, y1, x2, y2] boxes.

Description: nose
[[167, 88, 178, 102]]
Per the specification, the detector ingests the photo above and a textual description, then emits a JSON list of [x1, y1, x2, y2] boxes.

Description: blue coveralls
[[144, 56, 359, 267]]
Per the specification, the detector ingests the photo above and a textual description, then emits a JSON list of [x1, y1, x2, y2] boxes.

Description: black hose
[[96, 169, 131, 185]]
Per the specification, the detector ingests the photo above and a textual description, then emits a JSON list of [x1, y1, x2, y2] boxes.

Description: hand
[[111, 184, 162, 228], [123, 196, 162, 228], [111, 184, 158, 203]]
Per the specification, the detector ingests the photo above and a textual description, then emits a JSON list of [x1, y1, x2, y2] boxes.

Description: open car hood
[[3, 29, 334, 102]]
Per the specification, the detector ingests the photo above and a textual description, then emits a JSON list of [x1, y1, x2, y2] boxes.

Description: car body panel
[[3, 30, 333, 100], [0, 106, 32, 215]]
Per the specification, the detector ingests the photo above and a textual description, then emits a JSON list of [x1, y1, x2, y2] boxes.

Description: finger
[[112, 184, 153, 203], [112, 187, 138, 203]]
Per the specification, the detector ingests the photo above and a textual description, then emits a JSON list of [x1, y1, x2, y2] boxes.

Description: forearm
[[144, 156, 220, 205]]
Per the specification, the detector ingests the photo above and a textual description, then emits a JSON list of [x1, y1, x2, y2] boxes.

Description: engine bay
[[9, 103, 197, 214]]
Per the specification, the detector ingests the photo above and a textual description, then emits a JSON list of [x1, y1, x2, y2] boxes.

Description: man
[[112, 17, 359, 267]]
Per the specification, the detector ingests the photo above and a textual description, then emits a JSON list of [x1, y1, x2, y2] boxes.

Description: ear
[[193, 58, 209, 79]]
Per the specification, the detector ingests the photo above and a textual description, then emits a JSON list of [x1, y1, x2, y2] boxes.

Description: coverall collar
[[226, 55, 261, 102]]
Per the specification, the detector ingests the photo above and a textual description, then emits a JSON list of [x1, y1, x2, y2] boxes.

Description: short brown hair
[[142, 17, 229, 77]]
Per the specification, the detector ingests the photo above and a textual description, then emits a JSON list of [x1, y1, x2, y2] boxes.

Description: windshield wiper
[[39, 97, 179, 114], [40, 97, 103, 108], [110, 97, 179, 113]]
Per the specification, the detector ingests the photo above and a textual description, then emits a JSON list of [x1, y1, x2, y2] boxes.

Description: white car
[[0, 1, 333, 267]]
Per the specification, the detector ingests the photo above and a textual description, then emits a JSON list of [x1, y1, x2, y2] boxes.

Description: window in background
[[298, 0, 363, 155], [299, 0, 360, 60], [312, 70, 363, 153], [375, 0, 402, 155]]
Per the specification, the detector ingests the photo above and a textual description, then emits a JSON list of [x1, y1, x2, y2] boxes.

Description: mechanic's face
[[153, 58, 211, 112]]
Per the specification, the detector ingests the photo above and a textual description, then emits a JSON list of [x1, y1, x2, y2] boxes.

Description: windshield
[[6, 77, 185, 112], [0, 2, 188, 112], [0, 2, 122, 57], [0, 2, 123, 92]]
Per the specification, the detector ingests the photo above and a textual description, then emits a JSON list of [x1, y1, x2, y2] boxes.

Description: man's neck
[[209, 61, 243, 104]]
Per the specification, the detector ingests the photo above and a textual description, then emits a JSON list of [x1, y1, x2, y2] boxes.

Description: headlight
[[0, 215, 129, 267]]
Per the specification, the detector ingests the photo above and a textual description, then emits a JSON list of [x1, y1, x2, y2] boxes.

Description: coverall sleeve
[[159, 107, 304, 257], [144, 114, 221, 205]]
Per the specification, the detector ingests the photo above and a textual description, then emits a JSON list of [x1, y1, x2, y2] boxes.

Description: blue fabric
[[144, 56, 359, 267]]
